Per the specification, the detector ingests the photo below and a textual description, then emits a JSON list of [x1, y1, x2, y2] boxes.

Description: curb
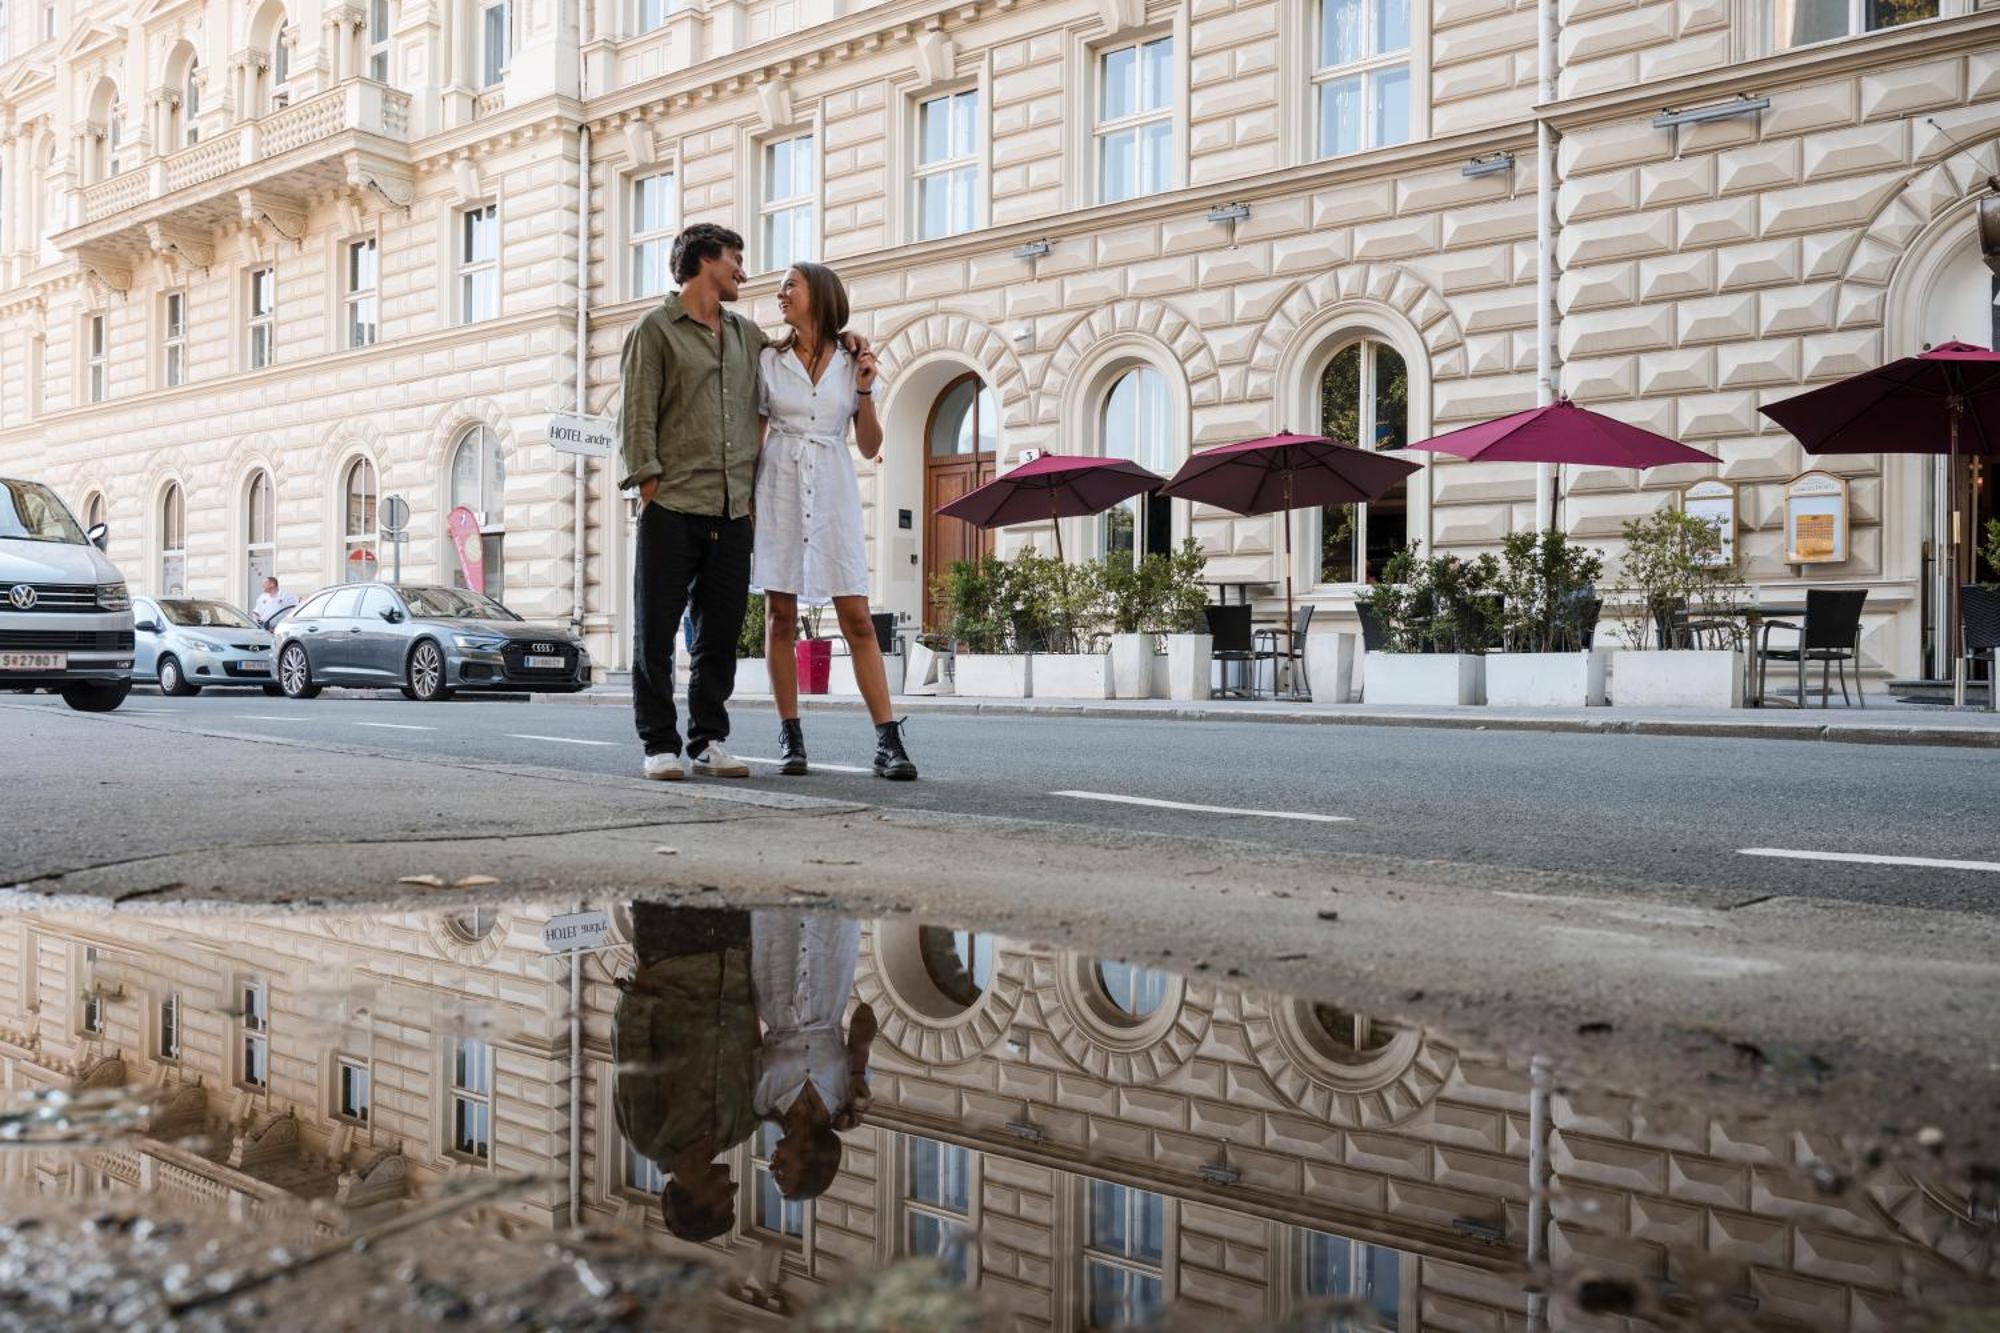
[[537, 689, 2000, 750]]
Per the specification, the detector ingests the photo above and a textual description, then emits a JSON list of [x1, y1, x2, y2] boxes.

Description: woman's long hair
[[775, 262, 850, 357]]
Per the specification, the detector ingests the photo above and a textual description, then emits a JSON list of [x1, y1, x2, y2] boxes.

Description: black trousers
[[632, 505, 752, 756]]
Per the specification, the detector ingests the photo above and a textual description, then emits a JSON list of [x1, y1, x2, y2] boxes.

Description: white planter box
[[1362, 652, 1485, 706], [953, 653, 1032, 698], [1032, 652, 1112, 699], [829, 651, 905, 697], [1485, 650, 1610, 708], [1165, 634, 1212, 701], [905, 641, 951, 695], [1611, 649, 1744, 708], [1306, 632, 1360, 704], [733, 657, 771, 694], [1109, 633, 1156, 699], [1150, 652, 1170, 699]]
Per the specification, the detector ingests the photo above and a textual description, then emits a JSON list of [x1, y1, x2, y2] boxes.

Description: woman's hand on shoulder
[[855, 350, 878, 395]]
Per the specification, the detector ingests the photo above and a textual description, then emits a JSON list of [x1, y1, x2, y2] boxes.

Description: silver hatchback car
[[272, 583, 590, 701], [131, 595, 278, 696]]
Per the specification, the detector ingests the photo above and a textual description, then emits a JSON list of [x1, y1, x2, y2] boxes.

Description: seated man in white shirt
[[251, 576, 299, 629]]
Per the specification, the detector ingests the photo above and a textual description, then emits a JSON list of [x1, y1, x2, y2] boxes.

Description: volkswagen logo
[[6, 585, 35, 611], [531, 642, 559, 654]]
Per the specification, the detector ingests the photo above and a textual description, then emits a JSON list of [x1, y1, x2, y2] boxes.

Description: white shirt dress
[[753, 345, 871, 601], [750, 911, 863, 1120]]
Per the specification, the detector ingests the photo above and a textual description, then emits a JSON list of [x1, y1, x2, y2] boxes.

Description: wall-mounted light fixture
[[1462, 152, 1515, 178], [1013, 239, 1052, 260], [1651, 95, 1768, 129], [1206, 202, 1251, 224]]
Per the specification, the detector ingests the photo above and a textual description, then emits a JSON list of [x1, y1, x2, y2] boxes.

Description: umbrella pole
[[1283, 468, 1296, 699], [1951, 397, 1965, 706], [1051, 491, 1070, 652]]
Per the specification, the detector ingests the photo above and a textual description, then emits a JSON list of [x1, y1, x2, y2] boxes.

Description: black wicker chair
[[1254, 604, 1315, 700], [1755, 589, 1868, 707], [1204, 604, 1260, 699], [1961, 585, 2000, 713]]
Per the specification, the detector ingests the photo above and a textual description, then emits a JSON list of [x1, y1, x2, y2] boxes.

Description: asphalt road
[[17, 684, 1997, 913]]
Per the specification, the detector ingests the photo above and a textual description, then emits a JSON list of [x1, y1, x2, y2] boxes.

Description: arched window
[[342, 458, 379, 583], [1099, 365, 1173, 560], [1094, 960, 1170, 1019], [271, 22, 292, 108], [160, 483, 186, 595], [245, 470, 276, 600], [448, 425, 505, 599], [84, 81, 119, 183], [106, 109, 125, 177], [39, 140, 60, 264], [166, 45, 202, 149], [923, 372, 997, 627], [1317, 339, 1408, 584], [83, 492, 106, 534], [917, 927, 995, 1008]]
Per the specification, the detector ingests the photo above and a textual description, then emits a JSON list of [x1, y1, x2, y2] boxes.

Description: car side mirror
[[380, 608, 404, 623], [86, 523, 109, 551], [135, 618, 161, 634]]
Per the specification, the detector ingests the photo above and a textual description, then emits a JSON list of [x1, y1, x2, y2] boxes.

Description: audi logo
[[530, 642, 559, 654], [6, 585, 35, 611]]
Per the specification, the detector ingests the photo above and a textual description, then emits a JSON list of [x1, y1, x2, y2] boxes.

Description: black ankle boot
[[873, 719, 917, 781], [778, 718, 808, 775]]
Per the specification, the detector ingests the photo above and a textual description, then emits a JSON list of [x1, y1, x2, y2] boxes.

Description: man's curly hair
[[670, 223, 747, 285]]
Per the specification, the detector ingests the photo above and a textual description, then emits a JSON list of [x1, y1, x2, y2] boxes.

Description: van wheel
[[61, 680, 131, 713], [158, 655, 199, 697]]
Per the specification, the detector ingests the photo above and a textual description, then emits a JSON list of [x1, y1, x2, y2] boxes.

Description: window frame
[[245, 470, 276, 604], [159, 482, 187, 596], [79, 946, 105, 1036], [270, 22, 292, 110], [458, 203, 499, 324], [162, 291, 187, 388], [1297, 1227, 1409, 1331], [627, 169, 677, 301], [634, 0, 674, 35], [85, 312, 106, 403], [238, 977, 269, 1090], [345, 236, 380, 349], [1095, 363, 1177, 560], [448, 1036, 493, 1162], [1078, 1178, 1175, 1332], [747, 1120, 808, 1241], [1311, 0, 1414, 160], [336, 1054, 372, 1124], [447, 424, 506, 599], [1311, 336, 1411, 589], [759, 128, 819, 274], [913, 87, 983, 242], [1093, 34, 1177, 205], [157, 990, 181, 1062], [365, 0, 392, 81], [899, 1134, 979, 1284], [342, 456, 380, 584], [1763, 0, 1953, 52], [247, 266, 276, 370], [479, 0, 510, 89]]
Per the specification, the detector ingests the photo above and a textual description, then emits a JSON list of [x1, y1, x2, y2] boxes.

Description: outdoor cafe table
[[1706, 604, 1808, 707]]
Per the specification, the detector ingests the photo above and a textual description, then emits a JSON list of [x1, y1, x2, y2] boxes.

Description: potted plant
[[1962, 518, 2000, 703], [932, 556, 1031, 697], [1154, 538, 1213, 701], [793, 600, 833, 695], [1102, 549, 1165, 699], [1015, 548, 1113, 699], [734, 592, 772, 694], [1359, 544, 1501, 705], [1607, 508, 1746, 707], [1485, 529, 1609, 707]]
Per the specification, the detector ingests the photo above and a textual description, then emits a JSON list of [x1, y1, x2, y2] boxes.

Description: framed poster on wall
[[1680, 479, 1738, 566], [1783, 471, 1849, 565]]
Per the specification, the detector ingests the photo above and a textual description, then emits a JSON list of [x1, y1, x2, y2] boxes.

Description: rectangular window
[[338, 1056, 371, 1122], [626, 1147, 665, 1193], [450, 1037, 491, 1159], [752, 1122, 806, 1237], [86, 314, 106, 403], [1304, 1230, 1401, 1329], [248, 267, 275, 369], [629, 172, 676, 299], [159, 992, 181, 1061], [80, 947, 104, 1035], [1769, 0, 1939, 48], [366, 0, 391, 80], [1096, 36, 1174, 204], [239, 979, 269, 1088], [1315, 0, 1411, 158], [163, 293, 186, 387], [761, 133, 816, 272], [915, 90, 980, 240], [905, 1137, 973, 1282], [42, 0, 52, 42], [346, 239, 379, 348], [480, 0, 509, 87], [635, 0, 673, 34], [459, 205, 498, 323], [1084, 1180, 1165, 1330]]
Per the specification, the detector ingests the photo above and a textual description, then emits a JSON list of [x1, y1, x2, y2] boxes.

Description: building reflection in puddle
[[0, 902, 1989, 1330]]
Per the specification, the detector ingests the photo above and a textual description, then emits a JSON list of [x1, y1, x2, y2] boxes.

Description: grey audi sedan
[[272, 583, 590, 701]]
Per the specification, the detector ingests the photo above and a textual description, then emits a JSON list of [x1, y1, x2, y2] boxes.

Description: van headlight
[[96, 583, 130, 611]]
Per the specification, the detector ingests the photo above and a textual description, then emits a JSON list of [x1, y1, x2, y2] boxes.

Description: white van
[[0, 476, 135, 711]]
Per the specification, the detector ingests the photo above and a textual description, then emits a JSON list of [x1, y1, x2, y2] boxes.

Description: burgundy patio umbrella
[[934, 452, 1166, 564], [1158, 432, 1421, 634], [1760, 340, 2000, 700], [1404, 397, 1716, 521]]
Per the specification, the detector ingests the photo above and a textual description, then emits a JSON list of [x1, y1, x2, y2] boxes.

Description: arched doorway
[[1316, 338, 1409, 584], [923, 373, 996, 628], [1098, 365, 1174, 559]]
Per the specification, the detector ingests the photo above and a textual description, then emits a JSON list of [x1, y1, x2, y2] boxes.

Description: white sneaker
[[689, 741, 750, 778], [643, 752, 685, 781]]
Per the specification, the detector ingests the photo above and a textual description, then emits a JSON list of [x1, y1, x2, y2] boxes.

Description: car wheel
[[406, 640, 454, 702], [279, 644, 321, 700], [157, 655, 199, 697], [61, 679, 131, 713]]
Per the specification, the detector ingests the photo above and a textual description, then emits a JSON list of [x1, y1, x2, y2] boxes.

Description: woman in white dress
[[755, 262, 916, 780]]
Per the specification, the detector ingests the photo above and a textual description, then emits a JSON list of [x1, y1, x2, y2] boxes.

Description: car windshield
[[399, 587, 520, 620], [158, 599, 257, 630], [0, 480, 87, 545]]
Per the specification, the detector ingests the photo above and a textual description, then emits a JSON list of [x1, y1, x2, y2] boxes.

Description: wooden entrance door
[[923, 374, 997, 631]]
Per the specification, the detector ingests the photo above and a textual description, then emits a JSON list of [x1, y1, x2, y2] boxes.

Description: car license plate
[[237, 660, 271, 674], [0, 652, 64, 671], [524, 654, 567, 670]]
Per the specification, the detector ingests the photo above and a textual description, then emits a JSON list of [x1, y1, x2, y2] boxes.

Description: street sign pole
[[381, 494, 411, 584]]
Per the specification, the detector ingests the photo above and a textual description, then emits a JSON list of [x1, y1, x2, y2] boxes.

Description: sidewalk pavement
[[545, 683, 2000, 749]]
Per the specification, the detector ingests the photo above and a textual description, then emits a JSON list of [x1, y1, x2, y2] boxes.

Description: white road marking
[[1051, 790, 1352, 823], [737, 754, 876, 775], [508, 733, 619, 747], [236, 713, 310, 722], [1738, 847, 2000, 874], [353, 721, 436, 732]]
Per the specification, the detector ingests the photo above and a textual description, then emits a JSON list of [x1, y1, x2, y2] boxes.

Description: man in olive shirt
[[618, 224, 766, 780]]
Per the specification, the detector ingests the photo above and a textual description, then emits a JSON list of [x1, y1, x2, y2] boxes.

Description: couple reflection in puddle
[[612, 905, 877, 1242]]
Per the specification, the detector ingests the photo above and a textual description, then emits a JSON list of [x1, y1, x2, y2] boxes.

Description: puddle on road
[[0, 901, 1993, 1331]]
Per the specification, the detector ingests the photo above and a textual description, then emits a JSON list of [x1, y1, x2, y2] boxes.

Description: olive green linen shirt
[[612, 944, 760, 1169], [617, 292, 770, 520]]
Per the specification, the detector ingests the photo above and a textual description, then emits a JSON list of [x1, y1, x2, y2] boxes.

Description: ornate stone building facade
[[0, 905, 1987, 1327], [1, 0, 1996, 676]]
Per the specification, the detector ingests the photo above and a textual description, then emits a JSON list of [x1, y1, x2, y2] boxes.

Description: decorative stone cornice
[[145, 220, 213, 273], [238, 187, 306, 243]]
